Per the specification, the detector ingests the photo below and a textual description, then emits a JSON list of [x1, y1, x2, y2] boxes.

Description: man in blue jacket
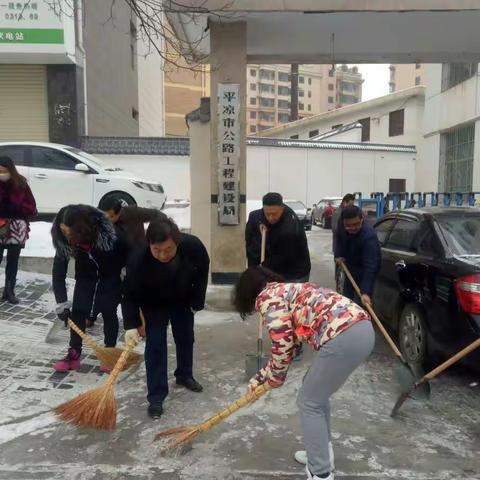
[[334, 206, 381, 307]]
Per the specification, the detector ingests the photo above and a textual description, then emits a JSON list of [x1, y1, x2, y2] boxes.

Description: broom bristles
[[54, 383, 117, 430], [156, 428, 200, 452], [96, 347, 142, 370], [154, 426, 193, 438]]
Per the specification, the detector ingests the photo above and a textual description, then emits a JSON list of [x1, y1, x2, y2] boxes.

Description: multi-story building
[[335, 64, 363, 107], [0, 1, 165, 145], [389, 64, 424, 92], [247, 64, 363, 135]]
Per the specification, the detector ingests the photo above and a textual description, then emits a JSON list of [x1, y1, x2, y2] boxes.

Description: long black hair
[[0, 156, 27, 190], [233, 266, 284, 319]]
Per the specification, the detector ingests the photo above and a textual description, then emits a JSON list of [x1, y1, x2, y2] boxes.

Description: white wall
[[247, 146, 415, 206], [97, 154, 190, 201]]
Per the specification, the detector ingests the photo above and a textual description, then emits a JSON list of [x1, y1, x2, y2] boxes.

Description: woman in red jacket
[[234, 266, 375, 480], [0, 156, 37, 303]]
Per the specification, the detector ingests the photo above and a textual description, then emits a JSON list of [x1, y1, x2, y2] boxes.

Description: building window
[[130, 21, 137, 70], [250, 111, 257, 119], [339, 94, 357, 104], [260, 69, 275, 81], [299, 90, 304, 97], [308, 91, 312, 98], [278, 72, 290, 82], [278, 86, 290, 96], [299, 103, 304, 110], [309, 129, 319, 138], [132, 108, 139, 121], [308, 78, 312, 85], [328, 96, 334, 103], [307, 104, 311, 111], [299, 76, 305, 84], [358, 117, 370, 142], [250, 69, 257, 77], [278, 99, 290, 109], [250, 97, 257, 105], [278, 113, 290, 123], [328, 83, 334, 91], [250, 125, 257, 133], [260, 97, 275, 108], [389, 109, 404, 137], [290, 134, 299, 139], [439, 124, 475, 192], [441, 63, 477, 91], [259, 111, 275, 122], [415, 76, 421, 86], [389, 179, 406, 192], [260, 83, 275, 94], [250, 83, 256, 91], [332, 124, 343, 130]]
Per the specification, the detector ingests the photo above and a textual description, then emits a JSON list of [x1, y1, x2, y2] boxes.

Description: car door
[[0, 145, 30, 181], [372, 217, 397, 320], [379, 216, 421, 328], [29, 146, 94, 213]]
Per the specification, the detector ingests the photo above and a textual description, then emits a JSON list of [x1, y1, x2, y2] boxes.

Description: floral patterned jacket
[[249, 282, 370, 389]]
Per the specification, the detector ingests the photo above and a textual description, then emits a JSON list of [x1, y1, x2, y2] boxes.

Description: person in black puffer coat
[[123, 217, 210, 419], [51, 204, 128, 373]]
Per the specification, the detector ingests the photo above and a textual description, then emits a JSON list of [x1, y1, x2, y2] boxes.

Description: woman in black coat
[[51, 204, 128, 372]]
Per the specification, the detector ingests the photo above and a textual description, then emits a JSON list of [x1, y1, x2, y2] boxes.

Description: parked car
[[311, 197, 342, 228], [372, 207, 480, 371], [284, 200, 312, 230], [0, 142, 166, 214]]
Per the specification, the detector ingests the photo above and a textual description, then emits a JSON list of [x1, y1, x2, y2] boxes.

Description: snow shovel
[[339, 261, 430, 399], [245, 226, 270, 379], [391, 335, 480, 417]]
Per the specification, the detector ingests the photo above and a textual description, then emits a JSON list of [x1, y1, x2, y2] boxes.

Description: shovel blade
[[395, 361, 430, 400]]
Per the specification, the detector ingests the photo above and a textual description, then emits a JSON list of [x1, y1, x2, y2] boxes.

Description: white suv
[[0, 142, 166, 214]]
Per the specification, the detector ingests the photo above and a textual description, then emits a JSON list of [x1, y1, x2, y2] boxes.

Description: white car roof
[[0, 141, 71, 149]]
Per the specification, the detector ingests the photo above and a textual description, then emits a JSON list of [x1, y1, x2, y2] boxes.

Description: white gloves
[[125, 328, 141, 346]]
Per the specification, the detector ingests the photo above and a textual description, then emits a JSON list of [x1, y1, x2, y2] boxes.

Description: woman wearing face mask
[[51, 204, 128, 372], [0, 156, 37, 304]]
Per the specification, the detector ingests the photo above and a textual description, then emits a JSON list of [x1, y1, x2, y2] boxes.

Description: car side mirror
[[75, 163, 90, 173]]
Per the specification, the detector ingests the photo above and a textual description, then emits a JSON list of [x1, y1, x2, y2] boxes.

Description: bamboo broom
[[68, 319, 141, 371], [155, 383, 272, 452], [54, 337, 138, 430]]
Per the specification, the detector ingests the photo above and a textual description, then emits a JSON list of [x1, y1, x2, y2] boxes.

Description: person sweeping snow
[[233, 266, 375, 480]]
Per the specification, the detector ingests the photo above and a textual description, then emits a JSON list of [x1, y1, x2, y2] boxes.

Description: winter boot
[[53, 348, 81, 372], [295, 442, 335, 469], [2, 281, 19, 304]]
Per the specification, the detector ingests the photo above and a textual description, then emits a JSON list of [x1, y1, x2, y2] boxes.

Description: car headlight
[[132, 181, 164, 194]]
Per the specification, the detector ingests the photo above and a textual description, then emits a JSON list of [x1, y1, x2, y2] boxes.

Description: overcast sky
[[355, 64, 390, 101]]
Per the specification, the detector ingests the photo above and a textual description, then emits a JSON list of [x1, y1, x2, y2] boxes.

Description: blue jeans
[[143, 305, 194, 405]]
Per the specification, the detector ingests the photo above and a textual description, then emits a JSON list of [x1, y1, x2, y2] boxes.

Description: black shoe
[[147, 403, 163, 419], [2, 287, 19, 304], [176, 377, 203, 392]]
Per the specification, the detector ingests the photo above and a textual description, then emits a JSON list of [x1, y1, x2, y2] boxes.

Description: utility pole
[[290, 64, 299, 121]]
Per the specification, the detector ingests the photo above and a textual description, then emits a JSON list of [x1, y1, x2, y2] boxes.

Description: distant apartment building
[[247, 64, 363, 134], [389, 64, 425, 92], [0, 1, 165, 145]]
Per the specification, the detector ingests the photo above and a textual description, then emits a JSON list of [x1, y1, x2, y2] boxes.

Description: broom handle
[[198, 383, 271, 432], [257, 227, 267, 344], [423, 336, 480, 382], [106, 339, 138, 386], [339, 261, 404, 360], [68, 318, 99, 352]]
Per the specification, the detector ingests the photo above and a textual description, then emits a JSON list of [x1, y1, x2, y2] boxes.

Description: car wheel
[[98, 192, 136, 210], [398, 304, 427, 365]]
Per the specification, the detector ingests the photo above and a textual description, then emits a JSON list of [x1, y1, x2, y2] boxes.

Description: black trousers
[[0, 245, 22, 287], [70, 277, 121, 350], [143, 305, 194, 405]]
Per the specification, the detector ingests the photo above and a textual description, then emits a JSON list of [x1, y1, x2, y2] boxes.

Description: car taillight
[[454, 274, 480, 314]]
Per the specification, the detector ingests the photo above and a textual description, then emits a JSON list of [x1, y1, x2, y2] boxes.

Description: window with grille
[[309, 129, 319, 138], [278, 99, 290, 109], [278, 72, 290, 82], [389, 109, 404, 137], [439, 124, 475, 193], [441, 63, 477, 91]]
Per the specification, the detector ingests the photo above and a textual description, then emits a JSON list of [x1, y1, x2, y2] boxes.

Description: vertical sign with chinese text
[[218, 83, 241, 225]]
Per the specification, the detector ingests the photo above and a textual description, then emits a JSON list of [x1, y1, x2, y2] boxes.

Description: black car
[[373, 207, 480, 370]]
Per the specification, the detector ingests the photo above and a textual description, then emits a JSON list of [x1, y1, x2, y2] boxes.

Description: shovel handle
[[260, 226, 267, 264], [339, 261, 404, 360], [424, 336, 480, 381]]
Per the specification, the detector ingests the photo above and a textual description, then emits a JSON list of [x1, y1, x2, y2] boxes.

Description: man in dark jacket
[[123, 217, 210, 419], [101, 198, 167, 246], [334, 206, 381, 307], [245, 192, 311, 281]]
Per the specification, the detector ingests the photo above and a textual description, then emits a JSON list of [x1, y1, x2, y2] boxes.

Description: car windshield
[[437, 213, 480, 256], [327, 199, 342, 207], [286, 201, 306, 210], [65, 147, 104, 168]]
